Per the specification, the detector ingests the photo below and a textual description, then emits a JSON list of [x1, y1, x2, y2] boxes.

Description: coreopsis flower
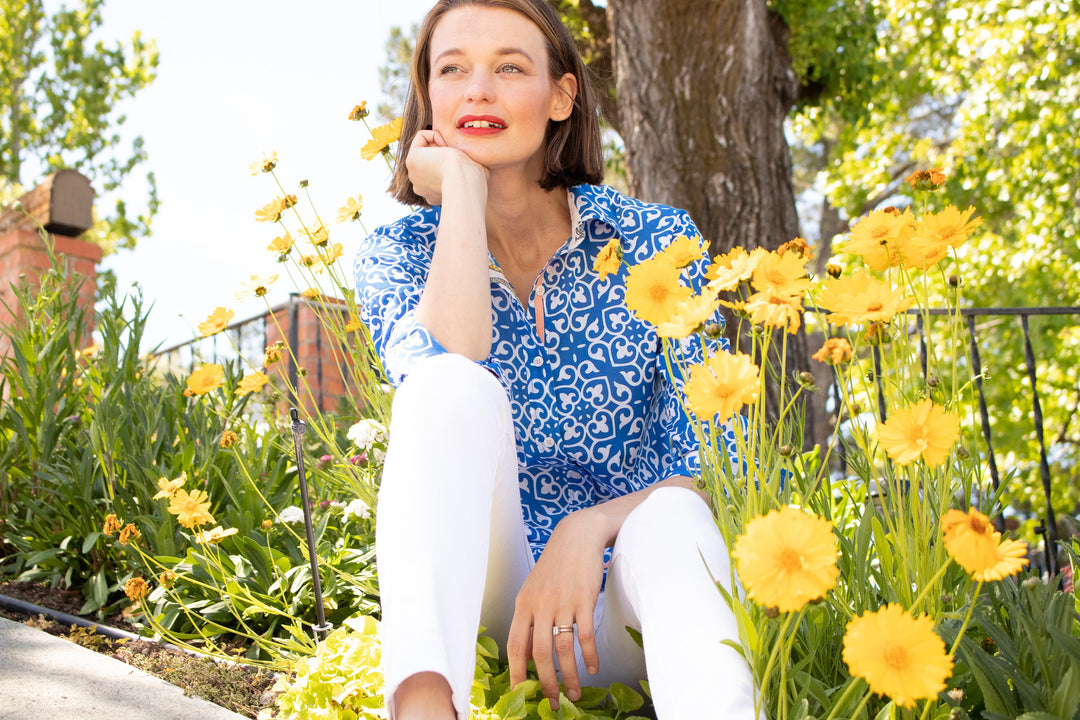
[[733, 506, 839, 612], [752, 251, 810, 300], [336, 195, 363, 224], [194, 525, 238, 544], [777, 237, 813, 260], [254, 196, 289, 223], [197, 307, 234, 337], [260, 519, 274, 531], [812, 337, 854, 365], [905, 206, 983, 269], [347, 101, 369, 121], [158, 570, 178, 588], [706, 246, 766, 292], [237, 371, 269, 395], [361, 118, 403, 160], [593, 237, 622, 280], [118, 523, 141, 546], [845, 209, 917, 272], [742, 289, 803, 334], [249, 150, 278, 176], [185, 364, 225, 397], [905, 166, 947, 190], [153, 472, 187, 500], [235, 274, 279, 301], [304, 223, 330, 247], [102, 514, 122, 536], [684, 351, 760, 421], [343, 315, 362, 333], [877, 398, 960, 468], [267, 233, 294, 259], [817, 271, 914, 327], [323, 242, 344, 264], [942, 508, 1029, 581], [264, 341, 285, 366], [301, 287, 320, 299], [624, 255, 693, 327], [656, 291, 720, 338], [347, 418, 388, 451], [843, 605, 954, 709], [167, 488, 214, 529], [124, 577, 149, 602], [659, 234, 707, 268], [219, 430, 239, 448]]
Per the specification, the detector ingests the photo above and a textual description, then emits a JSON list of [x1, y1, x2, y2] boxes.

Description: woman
[[354, 1, 756, 718]]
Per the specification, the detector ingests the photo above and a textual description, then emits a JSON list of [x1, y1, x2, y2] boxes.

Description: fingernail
[[588, 665, 598, 675], [570, 689, 581, 701]]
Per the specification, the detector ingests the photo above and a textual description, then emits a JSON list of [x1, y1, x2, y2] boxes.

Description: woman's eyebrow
[[432, 47, 535, 64]]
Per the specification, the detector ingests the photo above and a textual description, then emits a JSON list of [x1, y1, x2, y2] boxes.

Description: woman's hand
[[405, 129, 488, 207], [507, 510, 607, 709]]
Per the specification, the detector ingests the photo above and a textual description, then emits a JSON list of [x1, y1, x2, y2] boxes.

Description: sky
[[93, 0, 435, 349]]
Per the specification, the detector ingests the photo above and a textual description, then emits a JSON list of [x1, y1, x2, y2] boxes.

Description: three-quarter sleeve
[[354, 213, 449, 387]]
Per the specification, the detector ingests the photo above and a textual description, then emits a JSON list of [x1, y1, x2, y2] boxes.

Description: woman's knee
[[614, 486, 730, 577], [391, 354, 510, 428]]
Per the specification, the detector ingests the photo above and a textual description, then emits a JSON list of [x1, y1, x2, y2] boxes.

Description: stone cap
[[0, 169, 95, 236]]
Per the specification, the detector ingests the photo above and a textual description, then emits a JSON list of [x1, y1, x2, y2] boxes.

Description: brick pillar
[[0, 171, 99, 357], [263, 294, 351, 416]]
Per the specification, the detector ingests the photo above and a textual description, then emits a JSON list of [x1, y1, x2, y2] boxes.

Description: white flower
[[347, 418, 388, 451], [343, 498, 370, 521], [279, 506, 305, 524], [371, 448, 386, 465]]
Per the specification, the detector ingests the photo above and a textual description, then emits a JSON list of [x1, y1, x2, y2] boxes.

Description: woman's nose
[[464, 73, 494, 103]]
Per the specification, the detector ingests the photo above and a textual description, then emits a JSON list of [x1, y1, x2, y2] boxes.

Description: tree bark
[[607, 0, 814, 440]]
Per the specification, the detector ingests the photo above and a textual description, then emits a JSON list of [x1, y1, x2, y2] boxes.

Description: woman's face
[[426, 5, 576, 176]]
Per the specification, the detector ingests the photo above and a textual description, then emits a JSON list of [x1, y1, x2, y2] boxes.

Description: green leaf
[[80, 531, 101, 553], [608, 683, 644, 714]]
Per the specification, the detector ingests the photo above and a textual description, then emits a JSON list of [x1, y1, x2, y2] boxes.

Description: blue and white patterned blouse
[[355, 184, 736, 560]]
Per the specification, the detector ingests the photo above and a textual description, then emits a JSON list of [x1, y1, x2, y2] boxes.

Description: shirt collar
[[567, 185, 622, 249]]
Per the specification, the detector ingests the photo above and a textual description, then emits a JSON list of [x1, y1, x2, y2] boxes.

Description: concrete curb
[[0, 617, 250, 720]]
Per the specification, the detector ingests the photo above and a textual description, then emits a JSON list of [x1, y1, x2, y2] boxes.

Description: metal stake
[[290, 407, 333, 640]]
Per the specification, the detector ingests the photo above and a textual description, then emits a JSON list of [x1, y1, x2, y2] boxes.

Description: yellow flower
[[941, 508, 1029, 581], [267, 233, 294, 258], [197, 307, 234, 338], [249, 150, 278, 176], [323, 242, 344, 264], [904, 206, 983, 269], [659, 234, 707, 268], [624, 255, 693, 327], [656, 291, 720, 338], [751, 250, 811, 299], [843, 605, 953, 709], [153, 474, 187, 503], [264, 341, 285, 366], [706, 246, 766, 292], [118, 523, 141, 546], [877, 398, 960, 467], [817, 271, 914, 327], [361, 118, 403, 160], [124, 577, 149, 602], [742, 289, 803, 334], [303, 222, 330, 248], [684, 351, 760, 421], [158, 570, 178, 588], [905, 166, 947, 190], [812, 337, 853, 365], [235, 274, 279, 302], [102, 513, 122, 536], [336, 195, 363, 224], [845, 208, 917, 272], [301, 287, 320, 299], [344, 315, 362, 333], [777, 237, 813, 260], [593, 237, 622, 280], [237, 371, 269, 395], [194, 525, 239, 545], [168, 488, 214, 529], [348, 102, 369, 121], [219, 430, 239, 448], [185, 364, 225, 397], [733, 506, 839, 612], [254, 196, 288, 223], [260, 519, 274, 531]]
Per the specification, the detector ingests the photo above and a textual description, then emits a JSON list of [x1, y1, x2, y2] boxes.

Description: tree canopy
[[1, 0, 159, 252]]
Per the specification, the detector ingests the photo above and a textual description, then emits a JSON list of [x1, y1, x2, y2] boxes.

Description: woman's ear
[[550, 73, 578, 122]]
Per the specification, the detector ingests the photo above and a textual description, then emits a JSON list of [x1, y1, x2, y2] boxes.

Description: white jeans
[[376, 353, 758, 719]]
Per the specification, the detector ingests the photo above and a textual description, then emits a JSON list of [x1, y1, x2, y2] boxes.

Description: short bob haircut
[[390, 0, 604, 206]]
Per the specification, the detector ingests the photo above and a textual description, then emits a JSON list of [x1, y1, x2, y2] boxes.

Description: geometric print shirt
[[354, 184, 738, 560]]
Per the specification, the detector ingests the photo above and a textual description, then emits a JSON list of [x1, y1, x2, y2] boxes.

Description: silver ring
[[552, 624, 575, 636]]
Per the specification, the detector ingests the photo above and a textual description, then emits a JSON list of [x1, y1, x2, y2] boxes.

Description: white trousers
[[376, 353, 758, 719]]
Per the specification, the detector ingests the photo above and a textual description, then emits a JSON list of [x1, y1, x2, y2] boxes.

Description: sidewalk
[[0, 617, 249, 720]]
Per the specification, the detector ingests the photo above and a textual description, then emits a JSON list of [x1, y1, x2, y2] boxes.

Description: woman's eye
[[497, 64, 523, 74], [436, 64, 460, 76]]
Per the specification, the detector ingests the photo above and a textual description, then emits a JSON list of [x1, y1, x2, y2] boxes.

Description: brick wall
[[264, 295, 351, 415]]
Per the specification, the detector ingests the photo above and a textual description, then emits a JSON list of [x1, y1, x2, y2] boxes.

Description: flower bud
[[299, 179, 310, 188], [849, 402, 862, 415], [826, 263, 842, 278], [11, 201, 23, 213], [764, 606, 780, 619], [778, 444, 793, 457], [261, 519, 274, 531], [703, 323, 723, 339], [797, 371, 816, 388], [927, 375, 940, 388], [956, 445, 970, 459], [948, 275, 961, 287]]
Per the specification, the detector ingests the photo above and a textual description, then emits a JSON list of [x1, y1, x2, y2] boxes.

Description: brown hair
[[389, 0, 604, 206]]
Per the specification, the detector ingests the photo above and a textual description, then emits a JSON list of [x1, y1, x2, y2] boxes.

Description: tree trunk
[[608, 0, 814, 442]]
